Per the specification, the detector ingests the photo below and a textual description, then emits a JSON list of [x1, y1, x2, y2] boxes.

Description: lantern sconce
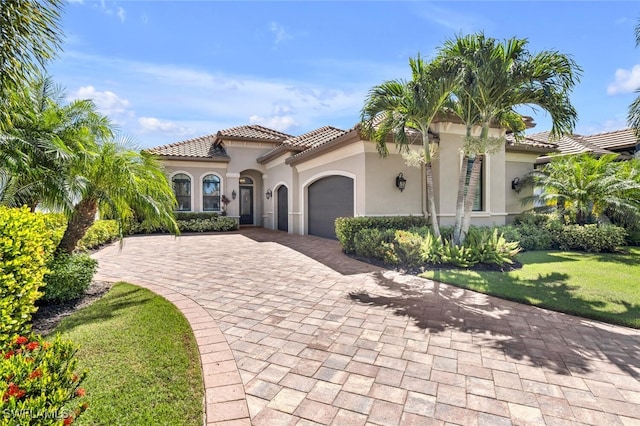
[[231, 190, 237, 200], [511, 177, 523, 193], [396, 173, 407, 192], [265, 189, 272, 199]]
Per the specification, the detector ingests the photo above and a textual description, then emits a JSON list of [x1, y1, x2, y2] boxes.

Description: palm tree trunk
[[57, 198, 98, 254], [425, 163, 440, 239], [453, 156, 468, 245], [460, 155, 483, 244]]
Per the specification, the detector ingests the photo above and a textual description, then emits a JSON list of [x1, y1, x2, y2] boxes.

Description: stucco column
[[225, 172, 240, 221]]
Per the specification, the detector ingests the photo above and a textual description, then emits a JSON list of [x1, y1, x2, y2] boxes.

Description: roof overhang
[[256, 145, 305, 165], [156, 155, 231, 163]]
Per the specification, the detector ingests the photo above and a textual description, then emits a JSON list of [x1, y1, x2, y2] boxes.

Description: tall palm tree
[[361, 56, 455, 238], [627, 19, 640, 138], [437, 33, 580, 244], [531, 154, 640, 225], [0, 76, 112, 211], [57, 139, 179, 254]]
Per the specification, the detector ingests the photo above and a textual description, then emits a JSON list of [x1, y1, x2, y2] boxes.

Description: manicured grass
[[52, 282, 204, 425], [420, 247, 640, 328]]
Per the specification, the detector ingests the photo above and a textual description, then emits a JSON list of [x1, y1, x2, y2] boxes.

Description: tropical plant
[[0, 0, 63, 116], [436, 33, 581, 245], [530, 153, 640, 225], [361, 55, 456, 238], [57, 139, 179, 254], [0, 76, 112, 211]]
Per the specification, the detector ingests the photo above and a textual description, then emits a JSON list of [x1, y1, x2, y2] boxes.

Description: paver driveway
[[94, 229, 640, 426]]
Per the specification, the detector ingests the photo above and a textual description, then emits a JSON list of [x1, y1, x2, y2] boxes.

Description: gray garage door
[[308, 175, 354, 239]]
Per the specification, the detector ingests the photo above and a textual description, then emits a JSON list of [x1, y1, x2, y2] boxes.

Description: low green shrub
[[353, 228, 397, 264], [76, 220, 119, 251], [0, 207, 56, 347], [351, 223, 520, 269], [1, 334, 88, 426], [552, 224, 627, 252], [42, 254, 98, 303], [393, 230, 423, 267], [335, 216, 430, 253], [499, 223, 554, 251]]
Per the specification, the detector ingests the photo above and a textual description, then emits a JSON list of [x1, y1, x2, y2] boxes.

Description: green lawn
[[420, 247, 640, 328], [52, 282, 204, 425]]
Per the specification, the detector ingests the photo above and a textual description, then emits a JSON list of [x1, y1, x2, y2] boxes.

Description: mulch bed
[[32, 281, 114, 336]]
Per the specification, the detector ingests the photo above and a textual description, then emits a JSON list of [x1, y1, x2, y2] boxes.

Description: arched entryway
[[277, 185, 288, 232], [239, 176, 254, 225], [307, 175, 354, 239]]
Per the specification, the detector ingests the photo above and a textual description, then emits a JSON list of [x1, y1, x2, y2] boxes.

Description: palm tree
[[361, 56, 455, 238], [0, 76, 112, 211], [57, 139, 180, 254], [627, 19, 640, 137], [531, 154, 640, 225], [0, 0, 64, 128], [437, 33, 580, 244]]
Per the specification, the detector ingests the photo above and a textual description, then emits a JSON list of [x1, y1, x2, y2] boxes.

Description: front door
[[277, 186, 288, 232], [239, 186, 253, 225]]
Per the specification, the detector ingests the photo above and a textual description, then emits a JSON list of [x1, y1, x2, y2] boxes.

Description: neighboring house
[[526, 128, 639, 164], [148, 119, 555, 239]]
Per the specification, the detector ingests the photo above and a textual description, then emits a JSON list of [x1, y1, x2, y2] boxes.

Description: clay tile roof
[[586, 128, 638, 151], [216, 125, 292, 141], [505, 133, 558, 151], [283, 126, 347, 148], [147, 134, 229, 159], [528, 131, 612, 156]]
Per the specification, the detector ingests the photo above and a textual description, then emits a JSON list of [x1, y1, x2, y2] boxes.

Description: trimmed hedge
[[0, 207, 56, 347], [336, 216, 430, 254], [130, 212, 238, 234], [551, 224, 627, 253]]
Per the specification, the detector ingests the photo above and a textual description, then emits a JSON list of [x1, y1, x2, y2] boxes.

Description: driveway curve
[[94, 229, 640, 426]]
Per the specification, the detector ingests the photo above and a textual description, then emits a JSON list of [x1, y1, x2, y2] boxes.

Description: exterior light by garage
[[265, 189, 273, 199], [396, 173, 407, 192]]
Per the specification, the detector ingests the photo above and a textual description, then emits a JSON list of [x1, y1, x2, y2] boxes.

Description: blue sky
[[50, 1, 640, 148]]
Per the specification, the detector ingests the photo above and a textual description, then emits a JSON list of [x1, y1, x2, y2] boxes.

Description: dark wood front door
[[239, 186, 253, 225], [277, 186, 288, 232]]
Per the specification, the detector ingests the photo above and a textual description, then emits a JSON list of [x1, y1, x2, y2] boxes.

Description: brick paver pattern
[[94, 229, 640, 426]]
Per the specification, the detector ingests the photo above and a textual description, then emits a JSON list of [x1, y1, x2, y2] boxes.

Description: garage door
[[308, 175, 354, 239]]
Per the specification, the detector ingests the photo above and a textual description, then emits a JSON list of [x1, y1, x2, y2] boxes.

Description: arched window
[[203, 174, 221, 211], [172, 173, 191, 211]]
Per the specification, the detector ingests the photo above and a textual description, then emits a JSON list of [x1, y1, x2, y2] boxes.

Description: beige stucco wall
[[363, 143, 424, 216], [505, 151, 539, 222]]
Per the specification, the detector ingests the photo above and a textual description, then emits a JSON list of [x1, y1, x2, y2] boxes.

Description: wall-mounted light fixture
[[265, 189, 272, 199], [231, 190, 237, 200], [511, 177, 523, 193], [396, 173, 407, 192]]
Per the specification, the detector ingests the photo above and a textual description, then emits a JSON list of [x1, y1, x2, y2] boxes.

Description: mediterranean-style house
[[148, 117, 562, 239]]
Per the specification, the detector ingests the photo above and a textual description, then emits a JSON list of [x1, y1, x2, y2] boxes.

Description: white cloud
[[138, 117, 194, 136], [51, 51, 375, 146], [70, 86, 131, 116], [607, 65, 640, 95], [269, 22, 291, 45], [117, 7, 126, 23]]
